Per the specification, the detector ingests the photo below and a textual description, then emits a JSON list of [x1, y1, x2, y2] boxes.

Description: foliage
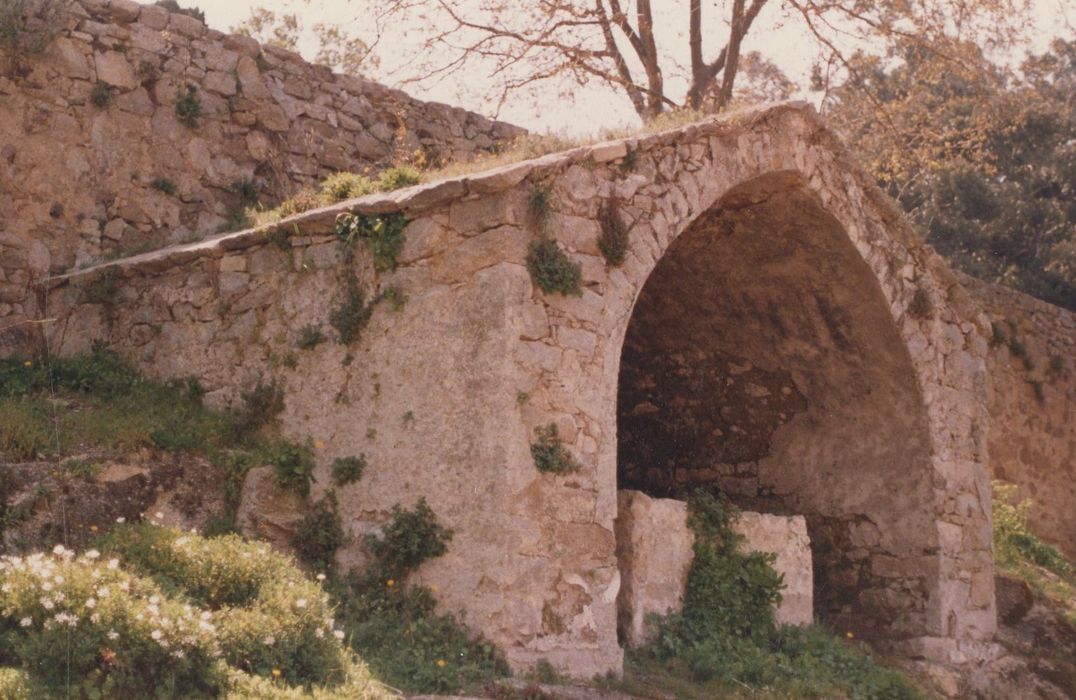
[[0, 399, 48, 461], [330, 456, 365, 486], [334, 212, 408, 272], [254, 167, 421, 227], [265, 440, 316, 498], [175, 85, 203, 128], [529, 423, 581, 474], [81, 268, 122, 308], [234, 379, 285, 435], [993, 481, 1073, 578], [525, 240, 581, 296], [0, 0, 66, 62], [633, 489, 919, 698], [329, 498, 507, 693], [231, 5, 376, 76], [527, 180, 553, 231], [154, 0, 204, 23], [598, 200, 629, 266], [150, 177, 176, 196], [232, 177, 260, 205], [827, 39, 1076, 311], [292, 491, 346, 573], [0, 525, 390, 698], [907, 288, 932, 319], [89, 81, 113, 108], [297, 324, 326, 350], [329, 276, 374, 344]]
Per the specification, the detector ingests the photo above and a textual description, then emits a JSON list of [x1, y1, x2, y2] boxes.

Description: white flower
[[84, 549, 100, 560], [90, 613, 100, 624], [263, 635, 276, 646], [52, 545, 66, 555], [154, 512, 164, 520], [151, 629, 163, 641], [316, 574, 326, 581], [115, 517, 126, 524], [84, 598, 96, 610], [41, 598, 55, 610], [41, 581, 52, 592], [19, 617, 31, 627], [97, 586, 110, 598], [108, 559, 119, 570], [333, 630, 344, 640], [295, 598, 307, 609], [53, 575, 64, 584], [107, 630, 119, 640], [315, 627, 324, 639]]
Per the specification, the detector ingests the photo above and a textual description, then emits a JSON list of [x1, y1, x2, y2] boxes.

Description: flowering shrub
[[1, 526, 391, 698]]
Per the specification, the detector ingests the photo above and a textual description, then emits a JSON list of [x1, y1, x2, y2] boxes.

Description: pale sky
[[185, 0, 1073, 135]]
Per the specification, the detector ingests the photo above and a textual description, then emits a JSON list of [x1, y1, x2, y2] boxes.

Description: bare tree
[[356, 0, 1032, 121]]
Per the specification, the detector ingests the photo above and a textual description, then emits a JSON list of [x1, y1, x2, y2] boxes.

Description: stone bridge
[[34, 103, 996, 676]]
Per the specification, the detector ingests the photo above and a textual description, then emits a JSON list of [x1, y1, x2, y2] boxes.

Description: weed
[[365, 497, 452, 579], [907, 288, 932, 319], [150, 177, 177, 196], [1049, 354, 1066, 375], [990, 322, 1008, 347], [297, 324, 325, 350], [281, 352, 298, 370], [175, 85, 203, 128], [365, 428, 376, 440], [265, 226, 291, 250], [154, 0, 204, 23], [378, 286, 407, 310], [1009, 335, 1027, 358], [334, 212, 408, 272], [526, 239, 581, 296], [0, 399, 48, 460], [1030, 379, 1046, 404], [994, 481, 1072, 577], [0, 0, 66, 61], [218, 207, 252, 233], [231, 177, 259, 204], [620, 146, 639, 172], [81, 267, 122, 307], [516, 391, 529, 406], [402, 410, 415, 424], [264, 439, 316, 497], [527, 179, 554, 231], [330, 276, 374, 344], [293, 490, 346, 573], [530, 423, 581, 474], [598, 200, 629, 266], [61, 457, 102, 481], [89, 81, 113, 108], [331, 455, 366, 486], [232, 379, 284, 435]]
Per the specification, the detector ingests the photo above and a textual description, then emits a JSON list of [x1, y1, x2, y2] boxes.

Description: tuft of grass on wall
[[526, 239, 582, 296], [530, 423, 582, 474], [598, 200, 629, 267]]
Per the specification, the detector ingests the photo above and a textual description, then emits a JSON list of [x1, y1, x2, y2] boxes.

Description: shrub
[[530, 423, 581, 474], [233, 380, 285, 435], [331, 456, 365, 486], [907, 288, 932, 319], [527, 180, 554, 231], [232, 177, 259, 205], [993, 480, 1072, 576], [82, 268, 123, 308], [297, 324, 325, 350], [292, 491, 346, 573], [526, 239, 582, 296], [320, 172, 378, 202], [334, 212, 408, 272], [375, 165, 422, 191], [0, 399, 48, 460], [598, 201, 629, 266], [0, 0, 66, 60], [329, 276, 374, 344], [220, 207, 254, 233], [154, 0, 204, 23], [330, 499, 507, 693], [150, 177, 177, 196], [264, 440, 316, 497], [90, 81, 113, 108], [175, 85, 203, 128]]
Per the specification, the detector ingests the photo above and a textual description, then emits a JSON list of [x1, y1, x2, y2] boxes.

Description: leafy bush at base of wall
[[636, 490, 920, 699], [329, 498, 508, 693], [526, 239, 582, 296], [0, 526, 390, 698], [994, 480, 1074, 578], [292, 491, 346, 573]]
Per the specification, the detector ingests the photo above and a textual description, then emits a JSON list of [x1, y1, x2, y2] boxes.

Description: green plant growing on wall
[[266, 439, 316, 497], [907, 288, 933, 319], [527, 179, 554, 231], [297, 323, 325, 349], [89, 81, 113, 108], [331, 455, 366, 486], [329, 276, 374, 344], [0, 0, 66, 63], [231, 176, 259, 204], [233, 379, 284, 435], [293, 490, 346, 573], [598, 200, 629, 267], [365, 497, 453, 579], [530, 423, 581, 474], [175, 85, 203, 127], [334, 212, 408, 272], [378, 285, 408, 310], [526, 239, 582, 296], [150, 177, 176, 196]]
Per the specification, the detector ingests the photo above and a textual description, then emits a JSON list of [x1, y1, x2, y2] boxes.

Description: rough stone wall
[[0, 0, 520, 344], [36, 104, 995, 676], [615, 490, 812, 648], [961, 274, 1076, 559]]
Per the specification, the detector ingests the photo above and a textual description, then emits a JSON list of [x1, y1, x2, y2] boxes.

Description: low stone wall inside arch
[[35, 103, 995, 676]]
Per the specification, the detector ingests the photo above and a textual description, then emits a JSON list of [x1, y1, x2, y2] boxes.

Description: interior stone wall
[[961, 274, 1076, 559], [617, 188, 937, 640], [0, 0, 520, 346], [33, 104, 996, 676]]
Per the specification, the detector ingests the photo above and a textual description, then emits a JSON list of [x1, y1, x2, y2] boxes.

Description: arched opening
[[615, 173, 938, 642]]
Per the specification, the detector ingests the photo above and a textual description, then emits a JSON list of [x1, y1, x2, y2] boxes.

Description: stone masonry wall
[[0, 0, 520, 346], [962, 274, 1076, 560], [35, 104, 996, 676]]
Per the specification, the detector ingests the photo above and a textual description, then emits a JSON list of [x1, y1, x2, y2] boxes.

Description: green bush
[[334, 212, 408, 272], [234, 380, 285, 435], [530, 423, 581, 474], [527, 180, 553, 231], [598, 201, 629, 267], [264, 440, 316, 497], [0, 399, 48, 460], [330, 498, 507, 693], [0, 0, 66, 59], [90, 81, 113, 108], [293, 491, 346, 574], [329, 276, 374, 344], [993, 480, 1073, 576], [175, 85, 203, 128], [150, 177, 177, 196], [526, 239, 582, 296], [331, 456, 366, 486], [297, 325, 326, 350]]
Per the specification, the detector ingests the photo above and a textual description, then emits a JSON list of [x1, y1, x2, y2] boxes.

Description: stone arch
[[615, 170, 939, 640]]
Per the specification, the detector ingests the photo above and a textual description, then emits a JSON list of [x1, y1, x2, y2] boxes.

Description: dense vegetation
[[827, 39, 1076, 311]]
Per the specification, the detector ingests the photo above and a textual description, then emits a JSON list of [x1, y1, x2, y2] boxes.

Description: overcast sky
[[184, 0, 1073, 135]]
